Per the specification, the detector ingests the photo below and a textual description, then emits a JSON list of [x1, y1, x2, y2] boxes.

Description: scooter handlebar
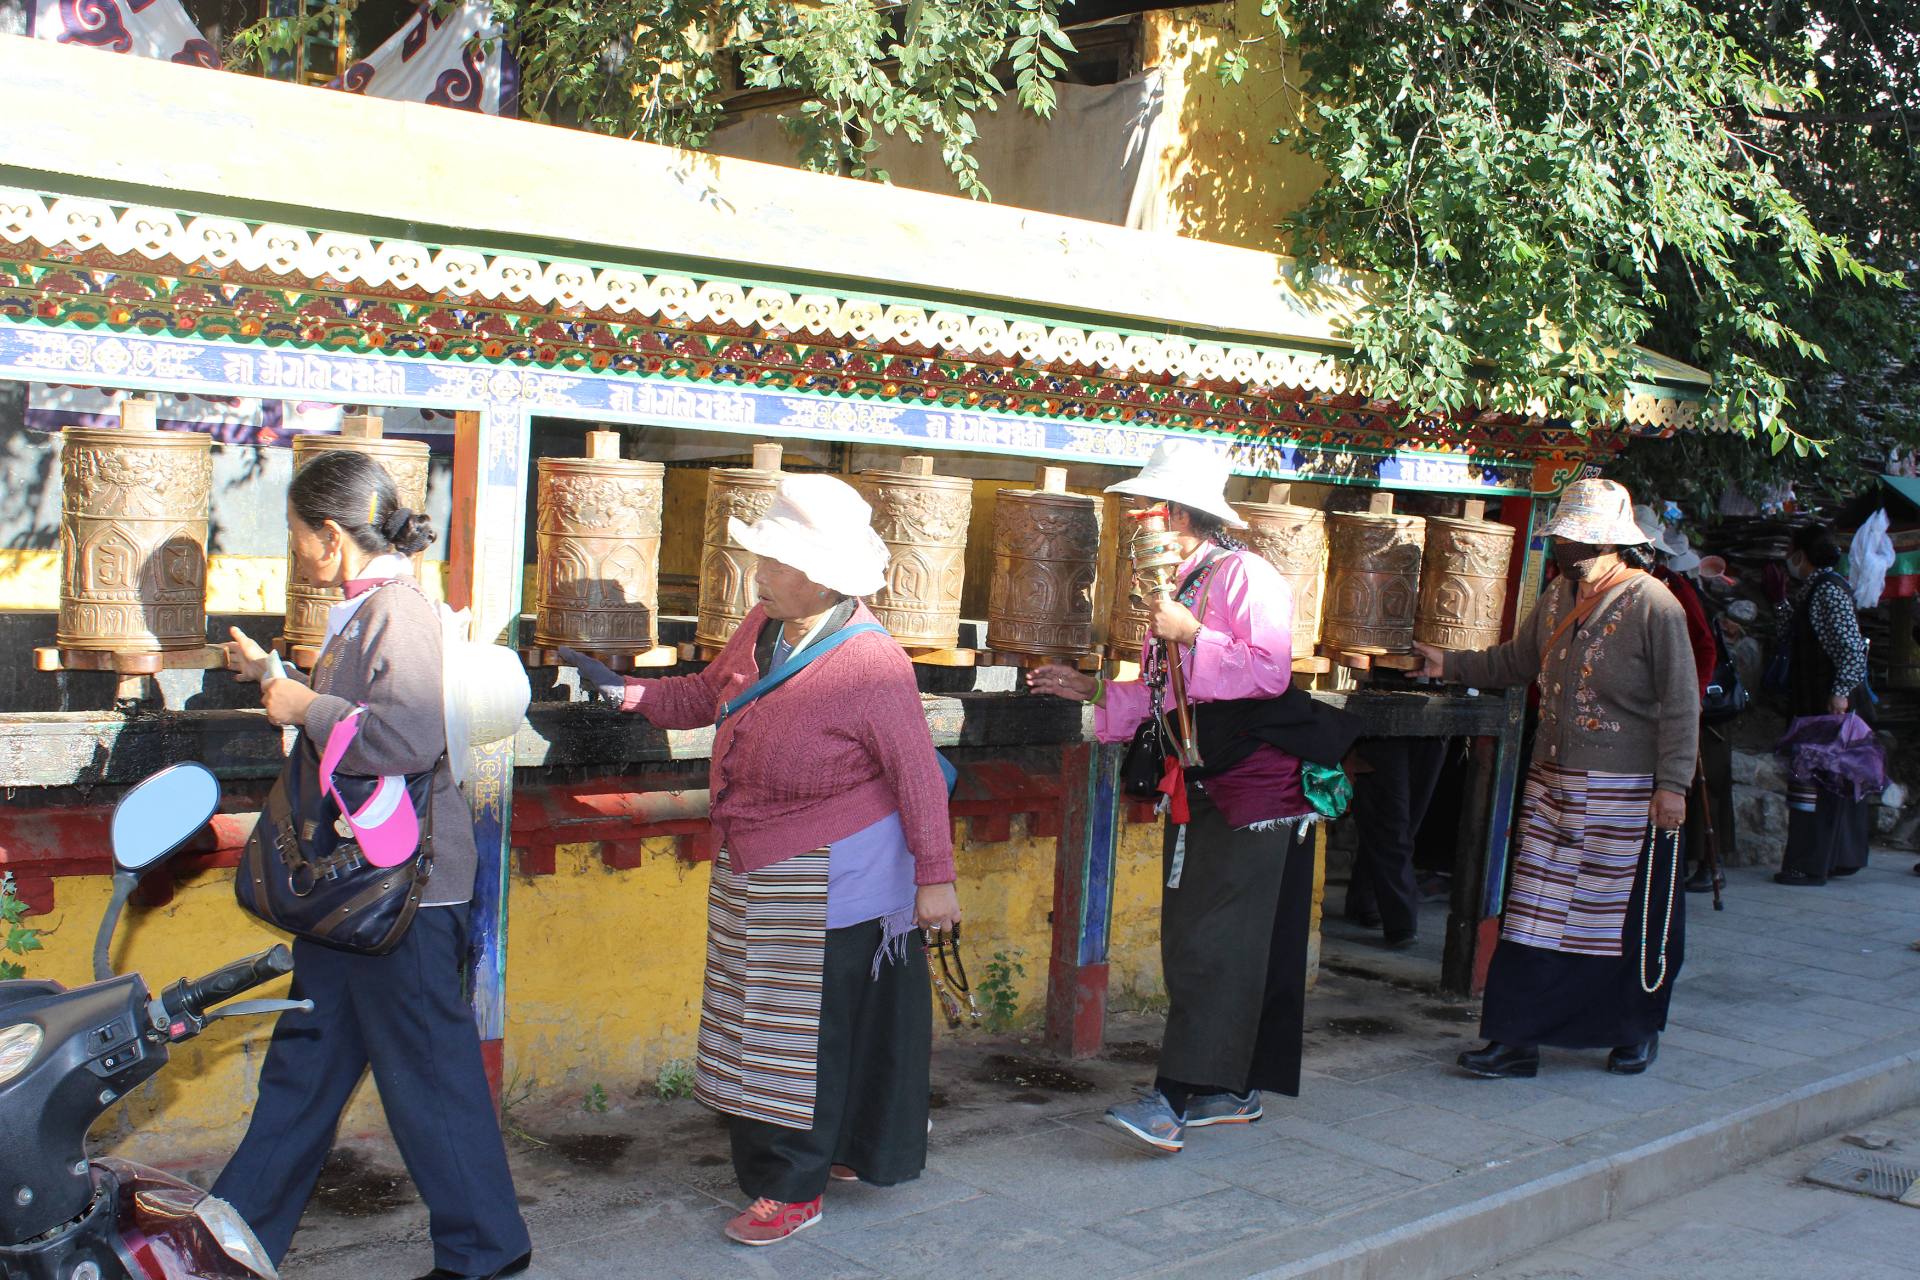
[[160, 945, 294, 1030]]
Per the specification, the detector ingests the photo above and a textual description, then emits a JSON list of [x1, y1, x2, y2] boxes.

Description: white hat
[[1105, 439, 1247, 528], [729, 473, 889, 597], [1633, 503, 1702, 572], [1542, 479, 1649, 546]]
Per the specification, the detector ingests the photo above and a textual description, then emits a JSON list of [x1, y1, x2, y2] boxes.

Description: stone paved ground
[[253, 855, 1920, 1280], [1451, 1103, 1920, 1280]]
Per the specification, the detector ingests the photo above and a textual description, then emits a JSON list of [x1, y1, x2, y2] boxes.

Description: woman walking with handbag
[[217, 451, 531, 1280], [1032, 440, 1358, 1154], [565, 473, 959, 1247], [1413, 478, 1699, 1080]]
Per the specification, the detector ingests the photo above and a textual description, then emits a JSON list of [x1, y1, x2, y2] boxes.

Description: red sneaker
[[829, 1165, 859, 1182], [724, 1196, 822, 1246]]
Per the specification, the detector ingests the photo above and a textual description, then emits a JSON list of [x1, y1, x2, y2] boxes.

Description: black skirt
[[728, 917, 930, 1203], [1782, 791, 1872, 880], [1481, 828, 1686, 1050], [1157, 788, 1314, 1098]]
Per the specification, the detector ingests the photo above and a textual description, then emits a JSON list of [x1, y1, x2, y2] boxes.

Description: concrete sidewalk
[[258, 858, 1920, 1280]]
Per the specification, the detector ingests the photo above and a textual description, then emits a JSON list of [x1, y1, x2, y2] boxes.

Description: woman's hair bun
[[381, 507, 438, 556]]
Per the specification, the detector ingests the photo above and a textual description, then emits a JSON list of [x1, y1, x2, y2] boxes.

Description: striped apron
[[694, 846, 830, 1130], [1502, 763, 1654, 957]]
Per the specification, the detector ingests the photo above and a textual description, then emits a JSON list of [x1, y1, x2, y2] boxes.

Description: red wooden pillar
[[1045, 740, 1122, 1057]]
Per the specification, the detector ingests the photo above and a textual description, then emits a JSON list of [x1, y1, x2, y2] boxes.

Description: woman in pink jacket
[[1035, 440, 1338, 1155], [565, 474, 958, 1247]]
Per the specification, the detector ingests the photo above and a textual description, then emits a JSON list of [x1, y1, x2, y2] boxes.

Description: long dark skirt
[[1782, 790, 1872, 881], [1482, 828, 1686, 1050], [728, 917, 930, 1204], [1157, 788, 1314, 1098]]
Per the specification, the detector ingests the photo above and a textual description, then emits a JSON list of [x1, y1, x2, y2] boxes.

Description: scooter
[[0, 762, 310, 1280]]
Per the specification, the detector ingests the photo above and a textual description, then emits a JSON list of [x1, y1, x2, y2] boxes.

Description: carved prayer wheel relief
[[695, 443, 783, 650], [1235, 483, 1328, 660], [534, 431, 665, 655], [1105, 493, 1152, 661], [1415, 500, 1517, 652], [1322, 493, 1427, 654], [282, 415, 430, 657], [856, 455, 970, 650], [56, 397, 212, 653], [987, 466, 1100, 658]]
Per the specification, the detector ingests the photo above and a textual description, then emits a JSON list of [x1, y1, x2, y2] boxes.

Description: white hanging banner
[[327, 2, 518, 117], [27, 0, 218, 67]]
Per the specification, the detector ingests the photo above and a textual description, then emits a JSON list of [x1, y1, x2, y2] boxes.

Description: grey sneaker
[[1185, 1090, 1263, 1127], [1103, 1089, 1186, 1153]]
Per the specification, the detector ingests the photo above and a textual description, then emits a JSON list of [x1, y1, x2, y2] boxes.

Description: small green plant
[[654, 1058, 696, 1101], [1, 874, 44, 982], [977, 950, 1026, 1033], [581, 1082, 609, 1115]]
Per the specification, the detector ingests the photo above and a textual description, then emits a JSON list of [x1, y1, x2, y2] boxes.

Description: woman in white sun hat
[[1412, 477, 1699, 1080], [563, 472, 958, 1247], [1033, 439, 1360, 1155]]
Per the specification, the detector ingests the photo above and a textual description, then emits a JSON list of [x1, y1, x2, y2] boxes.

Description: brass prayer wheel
[[1234, 483, 1327, 659], [856, 455, 971, 650], [57, 397, 212, 653], [695, 442, 784, 650], [283, 415, 430, 653], [987, 466, 1100, 657], [1415, 499, 1517, 652], [534, 431, 665, 655], [1322, 493, 1426, 654]]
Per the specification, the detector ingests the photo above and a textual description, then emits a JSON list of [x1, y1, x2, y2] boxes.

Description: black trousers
[[212, 906, 529, 1272], [1346, 737, 1448, 937], [729, 918, 931, 1204]]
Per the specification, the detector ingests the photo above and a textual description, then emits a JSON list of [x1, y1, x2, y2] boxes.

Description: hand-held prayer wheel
[[696, 443, 783, 649], [1323, 493, 1426, 654], [535, 431, 665, 654], [1415, 499, 1517, 651], [856, 455, 970, 650], [1235, 483, 1327, 659], [986, 466, 1099, 657], [1127, 506, 1201, 767], [57, 397, 212, 652], [284, 415, 430, 652]]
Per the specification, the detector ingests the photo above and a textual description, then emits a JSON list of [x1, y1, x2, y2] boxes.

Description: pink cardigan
[[620, 602, 956, 885]]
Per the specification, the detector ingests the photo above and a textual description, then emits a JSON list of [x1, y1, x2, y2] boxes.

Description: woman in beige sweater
[[1414, 478, 1699, 1080]]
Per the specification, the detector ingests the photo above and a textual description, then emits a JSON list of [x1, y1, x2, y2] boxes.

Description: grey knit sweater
[[303, 581, 476, 906], [1445, 574, 1701, 795]]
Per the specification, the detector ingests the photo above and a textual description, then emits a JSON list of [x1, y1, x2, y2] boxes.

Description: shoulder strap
[[718, 622, 888, 725], [1539, 567, 1647, 660]]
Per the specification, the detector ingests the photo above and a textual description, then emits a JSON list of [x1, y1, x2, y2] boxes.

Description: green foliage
[[581, 1081, 609, 1114], [977, 949, 1025, 1032], [1, 873, 43, 982], [653, 1057, 696, 1101], [1245, 0, 1901, 448], [226, 0, 1072, 200]]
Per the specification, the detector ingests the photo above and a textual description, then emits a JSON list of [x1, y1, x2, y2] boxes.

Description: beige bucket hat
[[1541, 478, 1650, 547]]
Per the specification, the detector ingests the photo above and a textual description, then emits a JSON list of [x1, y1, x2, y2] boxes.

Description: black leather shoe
[[412, 1253, 532, 1280], [1607, 1035, 1659, 1075], [1773, 870, 1826, 886], [1683, 868, 1724, 894], [1457, 1042, 1538, 1078]]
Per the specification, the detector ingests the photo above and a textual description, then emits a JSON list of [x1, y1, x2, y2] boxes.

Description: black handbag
[[1701, 617, 1750, 724], [236, 732, 437, 955], [1120, 714, 1170, 799]]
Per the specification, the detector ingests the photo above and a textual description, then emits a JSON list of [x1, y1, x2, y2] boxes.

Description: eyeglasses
[[922, 923, 981, 1030]]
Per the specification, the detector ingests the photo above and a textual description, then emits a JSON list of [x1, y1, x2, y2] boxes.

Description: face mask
[[1552, 540, 1607, 580]]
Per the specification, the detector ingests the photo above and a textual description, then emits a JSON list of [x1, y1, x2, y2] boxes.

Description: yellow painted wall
[[26, 814, 1173, 1162], [0, 550, 449, 614], [1140, 1, 1327, 252]]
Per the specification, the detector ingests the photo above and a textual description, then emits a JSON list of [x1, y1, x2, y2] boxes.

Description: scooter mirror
[[111, 763, 221, 874]]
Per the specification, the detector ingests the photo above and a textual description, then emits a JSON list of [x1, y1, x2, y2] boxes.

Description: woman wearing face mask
[[217, 450, 532, 1280], [1412, 478, 1699, 1079], [1770, 524, 1873, 885], [562, 473, 957, 1247]]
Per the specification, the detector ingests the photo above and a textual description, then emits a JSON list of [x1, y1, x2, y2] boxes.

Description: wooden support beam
[[1045, 740, 1123, 1057]]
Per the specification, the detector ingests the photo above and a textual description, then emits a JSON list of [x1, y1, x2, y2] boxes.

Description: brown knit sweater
[[303, 581, 476, 906], [1445, 574, 1701, 794]]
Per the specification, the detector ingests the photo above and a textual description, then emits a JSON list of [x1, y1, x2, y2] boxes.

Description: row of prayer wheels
[[49, 406, 1514, 667]]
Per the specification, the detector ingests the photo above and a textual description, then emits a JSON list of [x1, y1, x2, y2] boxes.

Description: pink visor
[[318, 708, 421, 868]]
